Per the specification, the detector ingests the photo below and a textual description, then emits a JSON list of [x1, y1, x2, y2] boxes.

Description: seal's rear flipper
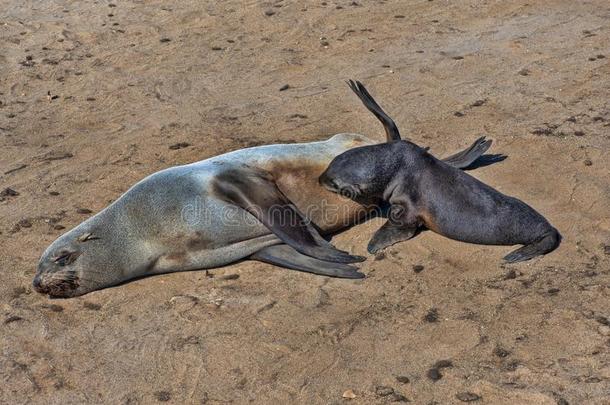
[[441, 136, 493, 169], [251, 244, 365, 279], [212, 166, 365, 264], [503, 229, 561, 263], [347, 79, 401, 142]]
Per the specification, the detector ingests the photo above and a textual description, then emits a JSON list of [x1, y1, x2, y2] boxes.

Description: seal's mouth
[[33, 271, 80, 298]]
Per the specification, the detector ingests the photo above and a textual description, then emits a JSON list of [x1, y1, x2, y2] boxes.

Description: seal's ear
[[347, 79, 401, 142], [212, 166, 365, 264]]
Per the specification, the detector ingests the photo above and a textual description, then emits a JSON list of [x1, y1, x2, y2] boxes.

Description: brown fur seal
[[319, 80, 560, 262]]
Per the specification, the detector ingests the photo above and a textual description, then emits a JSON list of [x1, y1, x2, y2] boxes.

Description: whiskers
[[39, 270, 80, 296]]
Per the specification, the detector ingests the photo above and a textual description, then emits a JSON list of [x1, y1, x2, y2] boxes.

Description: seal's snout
[[32, 273, 44, 292], [318, 172, 329, 186], [319, 172, 339, 192], [32, 268, 80, 297], [34, 247, 82, 297]]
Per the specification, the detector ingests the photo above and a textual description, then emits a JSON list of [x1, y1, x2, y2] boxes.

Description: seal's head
[[319, 142, 403, 204], [33, 215, 138, 298]]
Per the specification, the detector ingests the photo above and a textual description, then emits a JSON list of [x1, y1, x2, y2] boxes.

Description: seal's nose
[[32, 274, 45, 293], [318, 172, 327, 186]]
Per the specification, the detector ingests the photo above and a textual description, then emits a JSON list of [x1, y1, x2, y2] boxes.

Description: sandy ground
[[1, 0, 609, 404]]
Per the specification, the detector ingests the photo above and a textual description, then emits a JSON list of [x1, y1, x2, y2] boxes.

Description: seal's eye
[[339, 184, 361, 199], [54, 251, 78, 266]]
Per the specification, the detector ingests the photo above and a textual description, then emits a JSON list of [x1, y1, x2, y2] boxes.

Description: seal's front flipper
[[212, 166, 365, 264], [347, 79, 401, 142], [367, 220, 418, 254], [251, 244, 365, 279], [503, 229, 561, 263], [441, 136, 492, 169]]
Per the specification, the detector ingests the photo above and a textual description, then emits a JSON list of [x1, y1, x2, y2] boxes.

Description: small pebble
[[504, 269, 518, 280], [583, 159, 592, 166], [424, 308, 439, 322], [556, 397, 569, 405], [396, 375, 410, 384], [76, 208, 92, 214], [456, 392, 481, 402], [412, 264, 424, 273], [433, 359, 453, 369], [547, 287, 560, 295], [574, 130, 585, 136], [426, 368, 442, 381], [391, 392, 410, 402], [4, 315, 24, 324], [43, 304, 64, 312], [264, 10, 275, 16], [396, 375, 411, 384], [154, 391, 171, 402], [169, 142, 190, 150], [160, 38, 171, 43], [83, 302, 102, 310], [342, 389, 356, 399], [18, 218, 32, 228], [279, 84, 290, 91], [375, 386, 394, 396], [595, 316, 609, 326], [0, 187, 19, 197], [493, 347, 510, 357]]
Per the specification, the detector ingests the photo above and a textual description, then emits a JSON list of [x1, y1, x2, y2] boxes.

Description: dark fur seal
[[33, 82, 494, 298], [320, 80, 560, 262]]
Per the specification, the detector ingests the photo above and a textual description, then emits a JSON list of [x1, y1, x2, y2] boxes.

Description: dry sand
[[1, 1, 609, 404]]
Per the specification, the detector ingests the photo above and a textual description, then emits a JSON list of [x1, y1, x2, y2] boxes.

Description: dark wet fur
[[327, 80, 559, 261], [321, 140, 560, 262]]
